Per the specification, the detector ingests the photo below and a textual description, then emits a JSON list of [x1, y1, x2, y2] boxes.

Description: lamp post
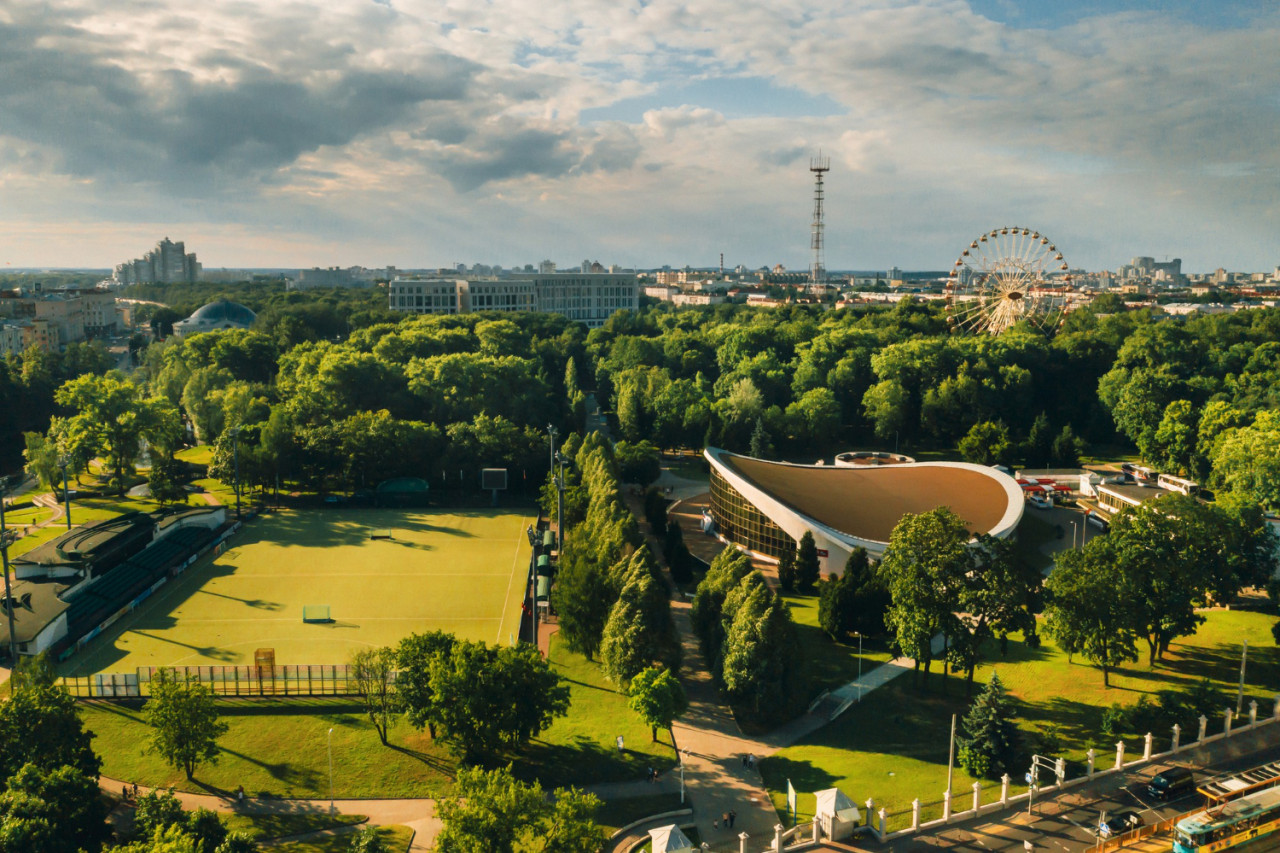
[[327, 727, 334, 810], [0, 486, 19, 675], [58, 457, 72, 531], [856, 632, 863, 703], [679, 749, 686, 804], [1069, 520, 1079, 550]]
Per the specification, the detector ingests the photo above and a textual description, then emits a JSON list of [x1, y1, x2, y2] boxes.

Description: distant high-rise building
[[113, 238, 201, 284], [538, 260, 556, 274]]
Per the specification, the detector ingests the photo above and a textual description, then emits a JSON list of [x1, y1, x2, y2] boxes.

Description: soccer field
[[62, 508, 536, 675]]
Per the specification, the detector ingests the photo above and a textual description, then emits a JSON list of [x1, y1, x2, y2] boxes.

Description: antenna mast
[[809, 152, 831, 285]]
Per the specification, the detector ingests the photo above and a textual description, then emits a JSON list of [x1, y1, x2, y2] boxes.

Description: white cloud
[[0, 0, 1276, 271]]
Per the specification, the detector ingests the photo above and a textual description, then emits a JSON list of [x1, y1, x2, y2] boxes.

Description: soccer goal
[[369, 529, 394, 540], [302, 605, 332, 623]]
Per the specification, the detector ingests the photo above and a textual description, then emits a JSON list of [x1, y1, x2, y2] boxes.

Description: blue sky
[[0, 0, 1276, 272]]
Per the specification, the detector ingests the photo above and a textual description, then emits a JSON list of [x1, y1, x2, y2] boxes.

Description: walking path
[[99, 774, 438, 851]]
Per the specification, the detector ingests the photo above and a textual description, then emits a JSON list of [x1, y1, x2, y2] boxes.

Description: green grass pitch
[[62, 508, 536, 675]]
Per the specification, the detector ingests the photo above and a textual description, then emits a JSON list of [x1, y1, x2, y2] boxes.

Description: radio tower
[[809, 152, 830, 286]]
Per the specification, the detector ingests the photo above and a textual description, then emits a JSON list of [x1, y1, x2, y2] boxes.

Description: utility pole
[[0, 486, 19, 676], [946, 714, 957, 796]]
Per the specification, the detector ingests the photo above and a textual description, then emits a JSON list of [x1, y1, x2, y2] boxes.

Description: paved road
[[894, 726, 1280, 852]]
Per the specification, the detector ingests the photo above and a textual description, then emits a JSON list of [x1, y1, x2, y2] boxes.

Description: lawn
[[271, 825, 414, 853], [220, 811, 368, 840], [177, 445, 217, 468], [760, 609, 1280, 831], [520, 633, 679, 790], [595, 793, 688, 834], [781, 592, 894, 702], [81, 631, 677, 799], [62, 507, 535, 675], [82, 697, 457, 799]]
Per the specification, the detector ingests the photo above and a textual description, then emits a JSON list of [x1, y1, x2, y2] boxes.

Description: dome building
[[172, 299, 256, 337]]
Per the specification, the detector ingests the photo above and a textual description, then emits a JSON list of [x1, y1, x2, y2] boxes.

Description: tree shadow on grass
[[387, 743, 455, 775], [517, 736, 677, 790], [757, 755, 838, 799], [217, 744, 325, 793]]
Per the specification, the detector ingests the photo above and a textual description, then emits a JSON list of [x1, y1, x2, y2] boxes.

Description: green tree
[[948, 535, 1039, 692], [185, 808, 228, 853], [351, 647, 397, 746], [395, 631, 456, 739], [1211, 410, 1280, 510], [0, 763, 110, 853], [54, 372, 171, 493], [435, 765, 605, 853], [749, 416, 773, 459], [348, 827, 387, 853], [0, 679, 101, 783], [627, 665, 688, 742], [1024, 412, 1053, 468], [614, 440, 661, 486], [721, 586, 805, 718], [133, 789, 187, 837], [691, 547, 753, 662], [957, 674, 1020, 779], [549, 558, 614, 661], [795, 531, 820, 593], [600, 558, 669, 688], [1151, 399, 1200, 475], [427, 641, 570, 761], [145, 670, 229, 780], [958, 421, 1013, 467], [818, 548, 887, 641], [1044, 544, 1140, 687], [1049, 424, 1085, 468], [214, 833, 256, 853], [776, 548, 796, 593], [880, 508, 971, 681], [22, 431, 61, 489]]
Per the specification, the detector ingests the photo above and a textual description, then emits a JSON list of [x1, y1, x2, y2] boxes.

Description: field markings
[[495, 513, 535, 645]]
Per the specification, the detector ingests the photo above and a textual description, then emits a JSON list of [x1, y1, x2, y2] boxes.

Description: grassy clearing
[[177, 446, 217, 468], [220, 812, 367, 841], [782, 592, 894, 702], [595, 793, 688, 833], [82, 698, 457, 799], [2, 504, 54, 526], [270, 824, 414, 853], [62, 508, 534, 674], [761, 609, 1280, 830], [521, 633, 678, 790]]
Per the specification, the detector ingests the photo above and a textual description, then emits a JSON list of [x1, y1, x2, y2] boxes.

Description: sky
[[0, 0, 1277, 273]]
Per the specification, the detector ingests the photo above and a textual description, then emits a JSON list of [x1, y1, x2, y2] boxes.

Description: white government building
[[387, 273, 638, 329]]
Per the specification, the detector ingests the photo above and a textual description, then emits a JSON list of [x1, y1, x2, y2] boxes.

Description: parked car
[[1086, 513, 1110, 531], [1027, 494, 1052, 510], [1148, 766, 1195, 800], [1097, 810, 1143, 836]]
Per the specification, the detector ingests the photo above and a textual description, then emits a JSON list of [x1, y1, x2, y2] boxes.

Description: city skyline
[[0, 0, 1276, 272]]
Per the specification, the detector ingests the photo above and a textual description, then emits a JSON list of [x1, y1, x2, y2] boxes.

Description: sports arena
[[704, 447, 1024, 574]]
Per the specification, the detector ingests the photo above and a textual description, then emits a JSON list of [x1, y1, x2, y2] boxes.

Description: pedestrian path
[[98, 774, 437, 851]]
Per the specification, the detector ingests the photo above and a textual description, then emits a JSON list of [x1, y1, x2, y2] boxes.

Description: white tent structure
[[648, 824, 694, 853], [814, 788, 861, 841]]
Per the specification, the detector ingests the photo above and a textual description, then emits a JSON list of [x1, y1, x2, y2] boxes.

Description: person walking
[[729, 810, 737, 828]]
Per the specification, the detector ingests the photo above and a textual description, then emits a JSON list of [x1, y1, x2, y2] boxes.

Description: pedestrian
[[647, 766, 654, 783], [730, 810, 737, 828], [122, 784, 128, 800], [722, 812, 730, 829], [713, 818, 719, 830]]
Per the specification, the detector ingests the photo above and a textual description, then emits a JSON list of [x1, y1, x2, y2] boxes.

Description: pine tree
[[722, 586, 805, 717], [551, 558, 616, 660], [749, 417, 773, 459], [600, 573, 660, 689], [796, 531, 821, 593], [691, 547, 753, 660], [1025, 412, 1053, 468], [776, 549, 796, 593], [957, 673, 1020, 779]]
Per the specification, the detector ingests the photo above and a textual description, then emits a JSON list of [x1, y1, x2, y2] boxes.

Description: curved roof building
[[705, 447, 1023, 574], [172, 299, 256, 337]]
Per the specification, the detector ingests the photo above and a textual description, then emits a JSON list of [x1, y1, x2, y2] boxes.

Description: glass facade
[[709, 467, 796, 559]]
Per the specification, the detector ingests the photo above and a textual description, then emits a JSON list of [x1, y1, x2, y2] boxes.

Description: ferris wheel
[[945, 226, 1076, 335]]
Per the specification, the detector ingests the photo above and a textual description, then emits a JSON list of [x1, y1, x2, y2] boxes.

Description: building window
[[709, 468, 796, 559]]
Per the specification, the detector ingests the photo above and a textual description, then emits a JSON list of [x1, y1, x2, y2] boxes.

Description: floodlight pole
[[857, 632, 863, 703], [327, 727, 334, 810], [946, 713, 956, 797], [555, 453, 566, 554], [231, 427, 242, 520], [0, 487, 19, 675]]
